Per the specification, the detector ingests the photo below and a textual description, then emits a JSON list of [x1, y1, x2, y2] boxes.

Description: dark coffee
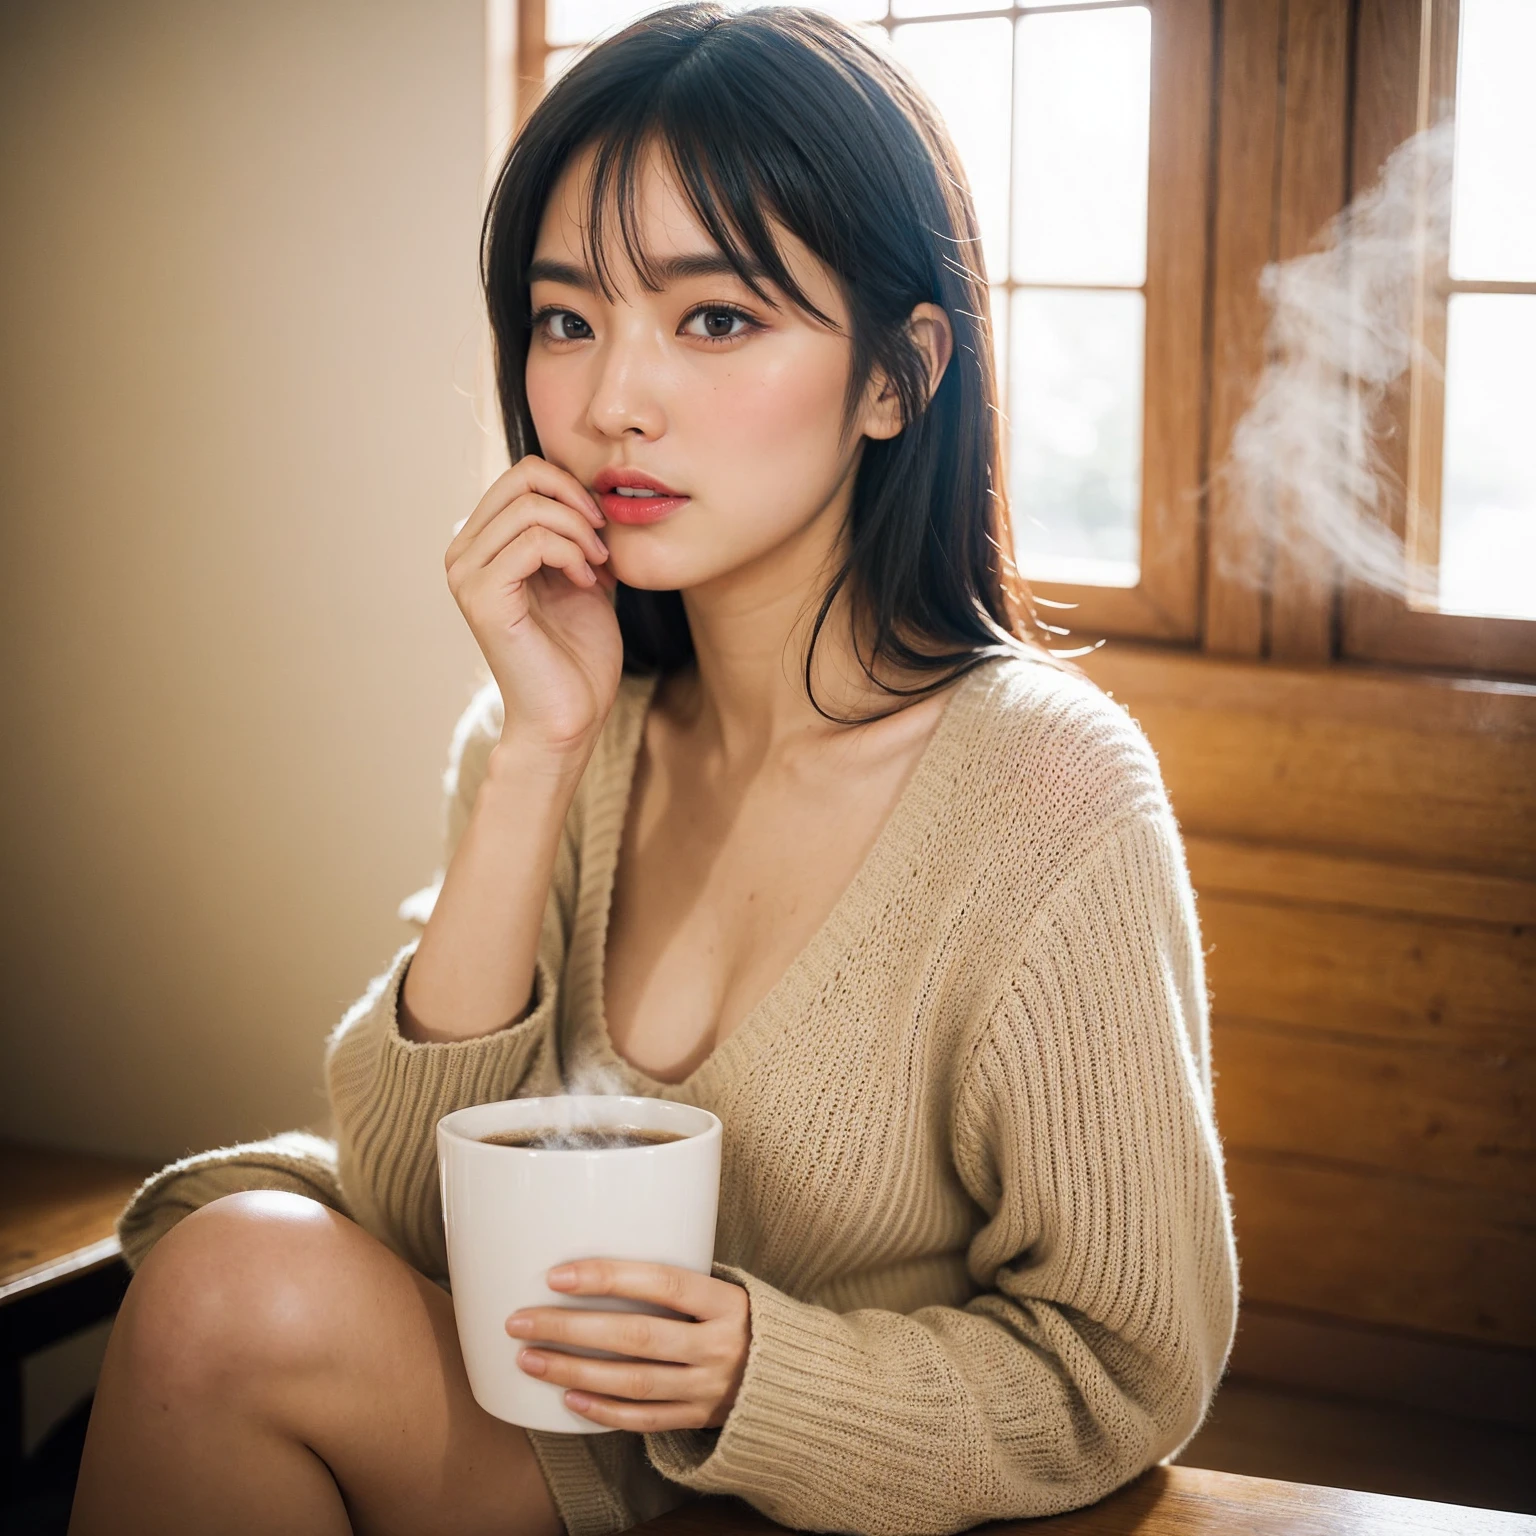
[[479, 1126, 686, 1151]]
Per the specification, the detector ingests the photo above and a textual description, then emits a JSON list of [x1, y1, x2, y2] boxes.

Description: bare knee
[[118, 1191, 390, 1407]]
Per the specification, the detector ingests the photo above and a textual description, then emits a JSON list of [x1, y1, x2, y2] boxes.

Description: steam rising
[[557, 1057, 631, 1099], [1218, 121, 1453, 601], [510, 1053, 636, 1149]]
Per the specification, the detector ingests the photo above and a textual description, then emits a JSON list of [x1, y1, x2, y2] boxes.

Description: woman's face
[[524, 139, 910, 594]]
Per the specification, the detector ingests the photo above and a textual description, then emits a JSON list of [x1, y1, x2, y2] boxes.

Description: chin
[[603, 521, 737, 593]]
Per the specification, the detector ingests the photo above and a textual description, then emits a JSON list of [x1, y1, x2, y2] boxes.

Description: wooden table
[[631, 1469, 1536, 1535], [0, 1141, 150, 1494]]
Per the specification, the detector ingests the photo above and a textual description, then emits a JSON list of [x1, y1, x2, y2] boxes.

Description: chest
[[601, 723, 933, 1086]]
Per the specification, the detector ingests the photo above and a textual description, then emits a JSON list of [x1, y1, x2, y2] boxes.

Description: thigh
[[135, 1191, 565, 1536]]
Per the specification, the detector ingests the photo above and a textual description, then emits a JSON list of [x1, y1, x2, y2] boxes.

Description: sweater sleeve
[[645, 810, 1239, 1535], [323, 682, 577, 1279]]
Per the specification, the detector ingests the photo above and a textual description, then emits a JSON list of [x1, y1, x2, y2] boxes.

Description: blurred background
[[1, 0, 1532, 1527], [2, 0, 489, 1164]]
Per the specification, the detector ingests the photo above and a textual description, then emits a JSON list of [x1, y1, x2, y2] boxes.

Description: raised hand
[[445, 454, 623, 760]]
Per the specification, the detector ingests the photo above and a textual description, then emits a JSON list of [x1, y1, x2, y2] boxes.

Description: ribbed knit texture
[[117, 653, 1239, 1536]]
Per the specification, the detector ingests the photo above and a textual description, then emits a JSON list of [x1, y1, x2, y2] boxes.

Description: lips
[[592, 466, 690, 526], [593, 467, 681, 495]]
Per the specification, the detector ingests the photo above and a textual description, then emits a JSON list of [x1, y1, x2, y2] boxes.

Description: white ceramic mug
[[436, 1094, 722, 1433]]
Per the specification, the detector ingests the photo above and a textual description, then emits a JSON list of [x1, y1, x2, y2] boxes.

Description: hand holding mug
[[508, 1259, 751, 1432], [437, 1097, 723, 1434]]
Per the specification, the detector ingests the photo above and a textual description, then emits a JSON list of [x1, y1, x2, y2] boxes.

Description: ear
[[861, 302, 955, 441]]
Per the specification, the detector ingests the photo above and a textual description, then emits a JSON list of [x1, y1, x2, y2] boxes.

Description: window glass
[[1012, 7, 1150, 287], [546, 0, 653, 47], [891, 0, 1006, 18], [1428, 0, 1536, 622], [1008, 5, 1150, 587], [1010, 288, 1144, 586], [1449, 0, 1536, 282], [1438, 295, 1536, 620], [891, 18, 1013, 284]]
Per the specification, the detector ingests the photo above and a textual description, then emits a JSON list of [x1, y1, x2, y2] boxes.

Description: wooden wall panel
[[1084, 643, 1536, 1351], [1156, 715, 1535, 874], [1202, 0, 1357, 663], [1082, 648, 1536, 878], [1185, 836, 1536, 926], [1205, 0, 1284, 658], [1226, 1154, 1536, 1344], [1214, 1017, 1533, 1194], [1266, 0, 1351, 663], [1198, 897, 1534, 1052]]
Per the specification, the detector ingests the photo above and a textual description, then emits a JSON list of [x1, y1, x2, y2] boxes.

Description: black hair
[[482, 1, 1069, 718]]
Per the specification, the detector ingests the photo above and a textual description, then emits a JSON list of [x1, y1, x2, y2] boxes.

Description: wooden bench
[[632, 1470, 1536, 1536], [0, 1141, 150, 1496]]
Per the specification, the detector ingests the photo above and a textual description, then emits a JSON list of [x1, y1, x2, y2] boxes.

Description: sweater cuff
[[325, 939, 561, 1127], [324, 939, 563, 1275], [644, 1263, 855, 1511]]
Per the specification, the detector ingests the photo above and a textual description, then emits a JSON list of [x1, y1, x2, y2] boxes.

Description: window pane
[[892, 0, 1006, 19], [1009, 289, 1143, 585], [1012, 7, 1150, 286], [813, 0, 891, 21], [1450, 0, 1536, 281], [892, 19, 1012, 285], [1437, 295, 1536, 620], [547, 0, 756, 46], [547, 0, 647, 46]]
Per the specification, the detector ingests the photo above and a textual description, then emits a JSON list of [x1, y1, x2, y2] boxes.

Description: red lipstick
[[592, 467, 690, 526]]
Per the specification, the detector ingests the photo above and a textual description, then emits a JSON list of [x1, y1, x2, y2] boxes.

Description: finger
[[516, 1348, 696, 1404], [456, 494, 609, 577], [461, 525, 597, 595], [450, 456, 603, 562], [561, 1391, 714, 1434], [506, 1306, 699, 1364], [546, 1261, 725, 1320]]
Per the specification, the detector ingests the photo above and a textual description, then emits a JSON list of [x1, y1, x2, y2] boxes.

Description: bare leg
[[69, 1192, 564, 1536]]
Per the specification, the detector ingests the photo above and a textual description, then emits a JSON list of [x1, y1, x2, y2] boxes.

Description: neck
[[671, 487, 880, 765]]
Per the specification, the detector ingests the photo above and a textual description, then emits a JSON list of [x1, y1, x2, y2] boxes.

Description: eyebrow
[[526, 252, 773, 291]]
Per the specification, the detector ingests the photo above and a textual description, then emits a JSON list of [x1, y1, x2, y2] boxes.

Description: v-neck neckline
[[570, 656, 998, 1099]]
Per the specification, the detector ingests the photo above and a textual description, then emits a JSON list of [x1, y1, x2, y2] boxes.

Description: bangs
[[580, 125, 834, 332], [575, 110, 870, 444]]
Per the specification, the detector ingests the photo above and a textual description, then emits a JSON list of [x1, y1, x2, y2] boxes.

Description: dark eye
[[684, 305, 756, 344], [533, 308, 592, 342]]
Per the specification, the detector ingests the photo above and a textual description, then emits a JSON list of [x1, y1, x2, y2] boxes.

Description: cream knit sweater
[[118, 652, 1239, 1536]]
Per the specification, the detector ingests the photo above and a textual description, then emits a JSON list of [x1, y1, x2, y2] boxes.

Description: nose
[[585, 319, 667, 440]]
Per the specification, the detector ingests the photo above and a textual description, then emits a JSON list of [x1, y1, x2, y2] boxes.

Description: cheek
[[708, 344, 848, 469], [607, 349, 852, 586], [524, 355, 575, 446], [678, 341, 853, 546]]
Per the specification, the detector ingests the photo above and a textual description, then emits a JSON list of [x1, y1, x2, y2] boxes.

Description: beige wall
[[0, 1, 492, 1164]]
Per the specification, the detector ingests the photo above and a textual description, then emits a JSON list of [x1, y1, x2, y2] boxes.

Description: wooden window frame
[[507, 0, 1213, 650], [980, 0, 1213, 648], [504, 0, 1530, 682], [1342, 0, 1536, 679]]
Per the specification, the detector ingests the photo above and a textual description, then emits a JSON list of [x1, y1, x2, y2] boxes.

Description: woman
[[71, 5, 1238, 1534]]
